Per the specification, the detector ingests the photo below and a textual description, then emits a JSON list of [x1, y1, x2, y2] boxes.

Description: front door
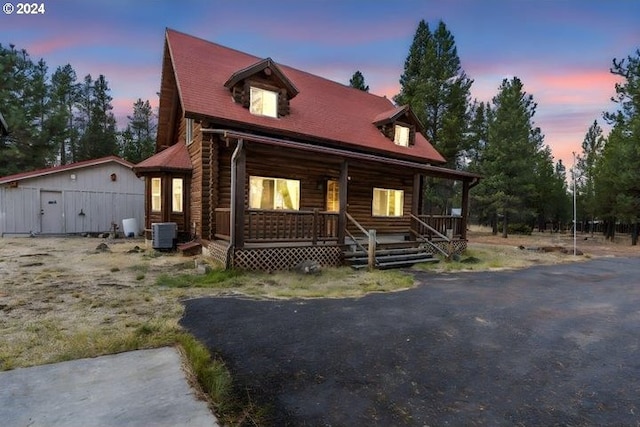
[[40, 191, 63, 234]]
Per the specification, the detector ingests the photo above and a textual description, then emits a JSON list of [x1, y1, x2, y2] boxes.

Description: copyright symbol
[[3, 2, 14, 14]]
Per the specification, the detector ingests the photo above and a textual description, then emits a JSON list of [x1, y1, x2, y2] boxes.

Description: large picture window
[[151, 177, 161, 212], [250, 176, 300, 210], [172, 178, 183, 213], [372, 188, 404, 217], [250, 87, 278, 118]]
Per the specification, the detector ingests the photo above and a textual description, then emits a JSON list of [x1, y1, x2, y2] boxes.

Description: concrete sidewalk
[[0, 347, 219, 427]]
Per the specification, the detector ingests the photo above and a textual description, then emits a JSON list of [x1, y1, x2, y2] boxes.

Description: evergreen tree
[[575, 120, 605, 233], [120, 99, 156, 163], [349, 70, 369, 92], [0, 44, 53, 175], [395, 20, 473, 168], [595, 49, 640, 243], [47, 64, 79, 165], [473, 77, 542, 237], [76, 74, 119, 160], [465, 100, 490, 168]]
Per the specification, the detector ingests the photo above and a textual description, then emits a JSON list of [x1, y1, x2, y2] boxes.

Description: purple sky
[[2, 0, 639, 169]]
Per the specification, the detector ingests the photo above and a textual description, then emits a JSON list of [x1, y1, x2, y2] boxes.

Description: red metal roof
[[134, 141, 192, 172], [0, 156, 134, 185], [165, 29, 446, 164]]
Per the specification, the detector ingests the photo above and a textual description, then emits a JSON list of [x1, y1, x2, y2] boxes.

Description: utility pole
[[573, 152, 577, 256]]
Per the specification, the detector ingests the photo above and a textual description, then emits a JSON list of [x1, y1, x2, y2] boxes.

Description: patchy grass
[[413, 243, 584, 273], [156, 267, 415, 299]]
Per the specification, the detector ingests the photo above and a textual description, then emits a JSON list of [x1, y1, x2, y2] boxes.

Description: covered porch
[[205, 130, 479, 270]]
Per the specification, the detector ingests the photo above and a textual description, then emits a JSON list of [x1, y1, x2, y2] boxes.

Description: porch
[[210, 207, 467, 270]]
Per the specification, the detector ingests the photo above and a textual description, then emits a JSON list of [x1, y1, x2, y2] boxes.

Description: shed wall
[[0, 162, 144, 236]]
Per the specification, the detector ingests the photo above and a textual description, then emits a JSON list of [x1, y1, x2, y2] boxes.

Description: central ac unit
[[152, 222, 177, 250]]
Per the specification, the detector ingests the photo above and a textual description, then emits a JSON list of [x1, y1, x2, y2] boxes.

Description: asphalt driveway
[[180, 257, 640, 426]]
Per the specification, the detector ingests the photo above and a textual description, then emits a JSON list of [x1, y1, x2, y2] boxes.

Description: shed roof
[[162, 29, 446, 164], [0, 156, 134, 185]]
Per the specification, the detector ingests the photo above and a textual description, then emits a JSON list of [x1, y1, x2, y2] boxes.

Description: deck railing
[[245, 209, 339, 244], [412, 215, 463, 240]]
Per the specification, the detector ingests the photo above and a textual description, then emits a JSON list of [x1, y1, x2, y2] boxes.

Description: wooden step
[[177, 241, 202, 256]]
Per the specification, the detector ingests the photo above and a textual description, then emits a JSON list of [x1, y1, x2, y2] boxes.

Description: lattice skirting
[[424, 239, 467, 255], [204, 240, 231, 268], [233, 245, 342, 271]]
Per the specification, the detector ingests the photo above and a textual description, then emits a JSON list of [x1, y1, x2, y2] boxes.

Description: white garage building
[[0, 156, 144, 236]]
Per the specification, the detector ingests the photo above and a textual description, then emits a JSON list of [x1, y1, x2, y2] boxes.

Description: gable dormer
[[373, 105, 424, 147], [224, 58, 299, 118]]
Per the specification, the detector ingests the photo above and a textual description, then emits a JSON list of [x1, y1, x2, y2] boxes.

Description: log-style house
[[134, 29, 480, 270]]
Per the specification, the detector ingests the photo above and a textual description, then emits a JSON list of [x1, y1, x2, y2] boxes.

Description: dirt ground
[[0, 236, 195, 369], [1, 230, 638, 370]]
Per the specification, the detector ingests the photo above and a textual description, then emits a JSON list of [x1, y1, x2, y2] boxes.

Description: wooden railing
[[412, 214, 463, 240], [245, 209, 338, 244]]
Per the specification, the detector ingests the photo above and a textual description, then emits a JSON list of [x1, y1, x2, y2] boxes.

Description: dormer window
[[373, 105, 424, 148], [250, 87, 278, 118], [225, 58, 299, 119], [393, 124, 410, 147]]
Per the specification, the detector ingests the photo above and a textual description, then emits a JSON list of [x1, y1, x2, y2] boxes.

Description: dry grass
[[0, 237, 416, 371], [2, 232, 638, 423]]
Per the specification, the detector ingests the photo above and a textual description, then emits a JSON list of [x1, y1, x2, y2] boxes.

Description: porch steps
[[344, 246, 438, 270], [177, 241, 202, 256]]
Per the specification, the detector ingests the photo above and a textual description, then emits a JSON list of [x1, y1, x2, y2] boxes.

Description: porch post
[[337, 160, 348, 245], [413, 173, 423, 215], [411, 173, 422, 240], [460, 179, 470, 240], [233, 142, 246, 248]]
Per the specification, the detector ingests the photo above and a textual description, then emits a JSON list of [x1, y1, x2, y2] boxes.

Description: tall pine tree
[[120, 98, 156, 164], [473, 77, 543, 237], [395, 20, 473, 168], [76, 74, 119, 160], [349, 70, 369, 92]]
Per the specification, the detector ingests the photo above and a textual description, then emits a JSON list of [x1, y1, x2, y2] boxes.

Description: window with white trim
[[372, 188, 404, 217], [172, 178, 183, 213], [249, 176, 300, 210], [151, 177, 161, 212], [250, 87, 278, 118], [393, 124, 410, 147]]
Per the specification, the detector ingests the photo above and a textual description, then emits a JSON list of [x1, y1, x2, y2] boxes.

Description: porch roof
[[134, 141, 192, 174], [206, 129, 481, 183]]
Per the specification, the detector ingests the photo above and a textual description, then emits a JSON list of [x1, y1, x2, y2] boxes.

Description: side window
[[172, 178, 183, 213], [151, 177, 161, 211]]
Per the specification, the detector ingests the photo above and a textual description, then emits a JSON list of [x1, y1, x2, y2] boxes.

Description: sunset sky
[[2, 0, 639, 169]]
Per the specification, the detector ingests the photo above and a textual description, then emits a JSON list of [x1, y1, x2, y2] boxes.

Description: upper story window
[[250, 87, 278, 118], [394, 125, 410, 147]]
